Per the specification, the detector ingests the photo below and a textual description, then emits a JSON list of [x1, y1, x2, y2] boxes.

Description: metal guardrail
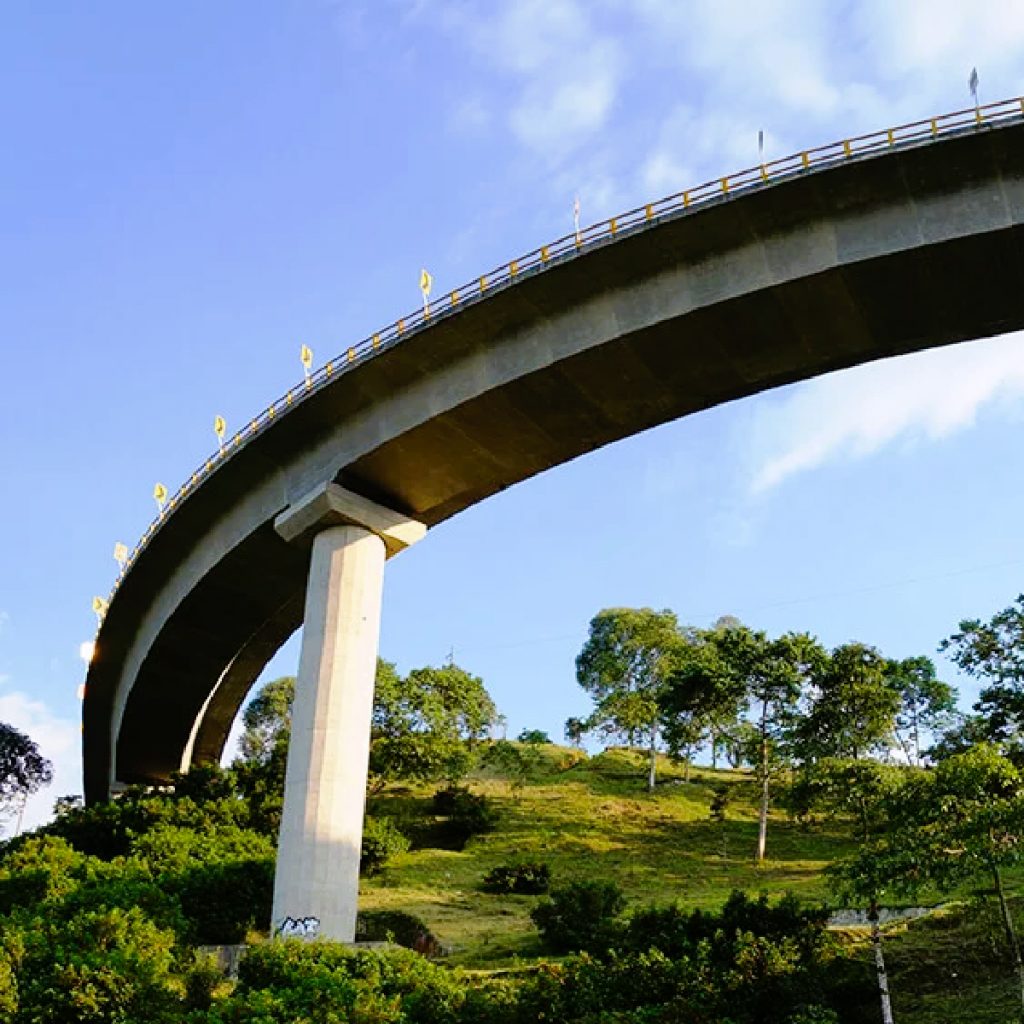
[[98, 96, 1024, 619]]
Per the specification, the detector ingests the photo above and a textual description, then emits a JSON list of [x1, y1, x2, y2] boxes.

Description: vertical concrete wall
[[270, 524, 386, 941]]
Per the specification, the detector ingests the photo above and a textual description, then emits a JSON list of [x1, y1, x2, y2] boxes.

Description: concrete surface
[[270, 524, 386, 942], [84, 120, 1024, 801]]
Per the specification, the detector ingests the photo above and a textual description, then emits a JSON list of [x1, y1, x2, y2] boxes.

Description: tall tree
[[659, 628, 744, 778], [576, 608, 681, 790], [837, 745, 1024, 1018], [0, 723, 52, 829], [369, 662, 497, 789], [941, 594, 1024, 753], [797, 642, 899, 763], [233, 660, 498, 799], [816, 759, 907, 1024], [884, 655, 957, 765], [716, 628, 824, 862]]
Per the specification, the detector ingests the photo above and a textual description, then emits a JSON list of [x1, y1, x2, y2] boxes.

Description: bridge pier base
[[270, 484, 425, 942]]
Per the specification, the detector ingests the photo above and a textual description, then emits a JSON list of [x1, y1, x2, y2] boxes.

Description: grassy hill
[[361, 743, 1024, 1022]]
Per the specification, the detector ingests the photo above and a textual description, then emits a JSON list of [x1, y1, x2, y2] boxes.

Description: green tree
[[815, 759, 905, 1024], [884, 655, 957, 765], [659, 628, 744, 779], [517, 728, 550, 744], [0, 722, 52, 830], [370, 662, 496, 789], [797, 642, 899, 762], [576, 608, 681, 790], [715, 628, 824, 862], [836, 745, 1024, 1019], [234, 660, 498, 799], [941, 594, 1024, 754]]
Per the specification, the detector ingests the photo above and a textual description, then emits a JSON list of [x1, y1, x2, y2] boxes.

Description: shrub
[[530, 879, 626, 953], [356, 910, 445, 957], [6, 905, 182, 1023], [232, 942, 466, 1023], [430, 786, 497, 847], [621, 890, 829, 964], [482, 861, 551, 895], [517, 729, 551, 744], [361, 815, 410, 875]]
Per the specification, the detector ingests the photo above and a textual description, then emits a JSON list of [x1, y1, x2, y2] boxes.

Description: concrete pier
[[270, 484, 425, 941]]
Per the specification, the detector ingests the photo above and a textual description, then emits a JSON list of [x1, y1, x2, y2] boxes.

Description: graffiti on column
[[276, 916, 321, 939]]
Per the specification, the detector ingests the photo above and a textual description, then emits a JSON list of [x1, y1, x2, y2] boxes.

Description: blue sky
[[4, 1, 1024, 828]]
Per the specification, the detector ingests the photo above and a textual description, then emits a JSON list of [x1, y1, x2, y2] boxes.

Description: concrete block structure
[[270, 485, 423, 941]]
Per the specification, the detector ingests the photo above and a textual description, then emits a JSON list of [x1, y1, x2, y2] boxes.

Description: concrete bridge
[[83, 98, 1024, 940]]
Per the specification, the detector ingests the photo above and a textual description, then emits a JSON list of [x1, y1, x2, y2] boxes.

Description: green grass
[[360, 744, 1024, 1021], [362, 745, 854, 967]]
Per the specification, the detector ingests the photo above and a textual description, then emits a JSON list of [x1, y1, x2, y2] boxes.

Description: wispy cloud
[[749, 334, 1024, 493], [440, 0, 624, 161]]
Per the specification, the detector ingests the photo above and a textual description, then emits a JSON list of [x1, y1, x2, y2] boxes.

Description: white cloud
[[0, 691, 80, 834], [441, 0, 624, 159], [749, 333, 1024, 493]]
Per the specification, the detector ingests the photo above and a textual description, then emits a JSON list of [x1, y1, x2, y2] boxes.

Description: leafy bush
[[229, 941, 466, 1024], [530, 879, 626, 953], [361, 815, 410, 875], [621, 890, 829, 965], [356, 910, 445, 957], [4, 905, 182, 1023], [430, 786, 497, 847], [482, 861, 551, 895], [517, 729, 551, 744]]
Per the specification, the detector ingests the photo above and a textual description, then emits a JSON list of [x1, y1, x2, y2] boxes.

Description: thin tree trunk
[[992, 861, 1024, 1016], [869, 899, 896, 1024], [756, 700, 769, 863], [647, 724, 658, 791], [756, 767, 769, 863]]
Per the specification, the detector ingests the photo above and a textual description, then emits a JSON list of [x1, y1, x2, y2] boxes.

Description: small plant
[[530, 879, 626, 953], [355, 909, 445, 957], [517, 729, 551, 744], [482, 861, 551, 895], [360, 815, 410, 875], [709, 783, 730, 859], [431, 786, 498, 847]]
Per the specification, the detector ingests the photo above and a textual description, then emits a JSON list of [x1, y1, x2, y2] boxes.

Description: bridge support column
[[271, 484, 425, 942]]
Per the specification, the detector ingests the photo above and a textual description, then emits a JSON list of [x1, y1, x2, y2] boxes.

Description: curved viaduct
[[85, 109, 1024, 810]]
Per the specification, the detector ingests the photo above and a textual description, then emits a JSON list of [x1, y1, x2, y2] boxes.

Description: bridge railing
[[102, 96, 1024, 613]]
